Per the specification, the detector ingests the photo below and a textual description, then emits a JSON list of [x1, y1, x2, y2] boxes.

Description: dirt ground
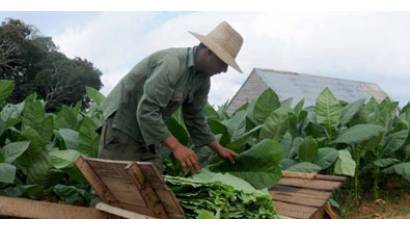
[[347, 193, 410, 218]]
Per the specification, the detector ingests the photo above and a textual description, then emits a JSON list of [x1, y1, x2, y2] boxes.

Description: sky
[[1, 11, 409, 106]]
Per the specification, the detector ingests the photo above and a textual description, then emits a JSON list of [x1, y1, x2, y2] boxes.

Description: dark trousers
[[97, 117, 164, 171]]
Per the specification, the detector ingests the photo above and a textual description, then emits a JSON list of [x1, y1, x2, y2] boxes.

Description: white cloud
[[53, 12, 156, 90], [53, 12, 410, 106]]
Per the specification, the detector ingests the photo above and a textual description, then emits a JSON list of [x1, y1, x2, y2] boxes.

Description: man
[[98, 21, 243, 174]]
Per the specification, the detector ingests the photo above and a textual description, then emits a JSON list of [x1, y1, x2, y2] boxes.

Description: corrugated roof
[[226, 68, 388, 113]]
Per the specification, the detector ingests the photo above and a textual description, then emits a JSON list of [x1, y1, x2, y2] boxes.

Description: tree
[[0, 18, 102, 111]]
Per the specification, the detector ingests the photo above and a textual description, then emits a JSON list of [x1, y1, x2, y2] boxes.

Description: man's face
[[203, 50, 228, 77]]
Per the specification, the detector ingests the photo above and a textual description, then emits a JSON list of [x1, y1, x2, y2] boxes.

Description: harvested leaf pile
[[165, 169, 278, 219]]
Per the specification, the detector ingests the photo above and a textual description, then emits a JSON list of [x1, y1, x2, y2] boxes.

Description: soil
[[347, 193, 410, 219]]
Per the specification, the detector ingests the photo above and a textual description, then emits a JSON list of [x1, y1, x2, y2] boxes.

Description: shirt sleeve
[[136, 55, 180, 146], [182, 77, 216, 147]]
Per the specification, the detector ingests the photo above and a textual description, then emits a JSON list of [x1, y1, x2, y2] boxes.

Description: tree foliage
[[0, 18, 102, 111]]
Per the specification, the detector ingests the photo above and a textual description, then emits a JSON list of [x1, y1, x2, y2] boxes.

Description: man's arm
[[136, 55, 201, 172], [136, 55, 179, 146], [182, 77, 237, 164]]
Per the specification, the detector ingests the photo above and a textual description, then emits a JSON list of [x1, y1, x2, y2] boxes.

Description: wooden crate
[[269, 171, 346, 219], [75, 156, 184, 219]]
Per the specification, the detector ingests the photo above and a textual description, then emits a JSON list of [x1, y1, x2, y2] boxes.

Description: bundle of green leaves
[[164, 139, 283, 219], [165, 169, 278, 219]]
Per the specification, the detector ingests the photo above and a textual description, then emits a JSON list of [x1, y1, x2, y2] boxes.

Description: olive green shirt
[[102, 46, 215, 147]]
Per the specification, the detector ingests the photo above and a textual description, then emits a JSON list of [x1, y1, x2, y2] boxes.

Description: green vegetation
[[0, 80, 103, 205], [192, 87, 410, 205], [1, 76, 409, 217]]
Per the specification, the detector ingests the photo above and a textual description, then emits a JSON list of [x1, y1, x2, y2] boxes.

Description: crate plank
[[125, 163, 168, 218], [0, 196, 114, 219], [270, 185, 332, 199], [75, 156, 119, 205], [270, 191, 327, 208], [138, 163, 168, 190], [282, 171, 346, 183], [107, 189, 145, 206], [282, 171, 317, 179], [311, 207, 325, 219], [86, 159, 131, 179], [324, 202, 340, 218], [277, 178, 343, 191], [116, 202, 156, 217], [155, 189, 185, 218], [315, 174, 347, 182], [134, 163, 184, 218], [95, 202, 153, 219], [274, 201, 318, 219]]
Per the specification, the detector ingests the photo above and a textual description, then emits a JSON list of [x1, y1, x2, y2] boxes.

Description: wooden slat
[[270, 185, 332, 199], [311, 208, 325, 219], [98, 179, 147, 207], [75, 156, 120, 205], [278, 215, 295, 219], [107, 189, 145, 207], [274, 201, 318, 219], [114, 202, 155, 217], [138, 163, 168, 190], [270, 191, 327, 201], [282, 171, 317, 180], [270, 191, 327, 208], [315, 174, 347, 182], [324, 202, 340, 219], [86, 159, 131, 179], [277, 178, 343, 191], [125, 162, 145, 188], [155, 189, 185, 218], [84, 158, 133, 166], [0, 196, 114, 219], [125, 163, 168, 218], [98, 177, 145, 202], [135, 163, 185, 218], [282, 171, 347, 183], [95, 202, 154, 219]]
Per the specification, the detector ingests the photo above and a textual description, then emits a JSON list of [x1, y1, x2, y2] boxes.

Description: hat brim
[[189, 31, 242, 73]]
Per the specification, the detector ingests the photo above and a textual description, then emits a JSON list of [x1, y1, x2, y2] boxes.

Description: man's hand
[[172, 144, 201, 173], [163, 136, 201, 174], [209, 140, 238, 164], [216, 146, 238, 164]]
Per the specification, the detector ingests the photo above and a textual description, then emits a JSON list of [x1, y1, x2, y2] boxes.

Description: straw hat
[[189, 21, 243, 73]]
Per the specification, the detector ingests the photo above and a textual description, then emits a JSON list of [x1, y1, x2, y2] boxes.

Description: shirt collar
[[187, 46, 197, 69]]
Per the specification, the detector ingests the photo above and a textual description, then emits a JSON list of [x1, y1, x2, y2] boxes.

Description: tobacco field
[[0, 79, 410, 218]]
